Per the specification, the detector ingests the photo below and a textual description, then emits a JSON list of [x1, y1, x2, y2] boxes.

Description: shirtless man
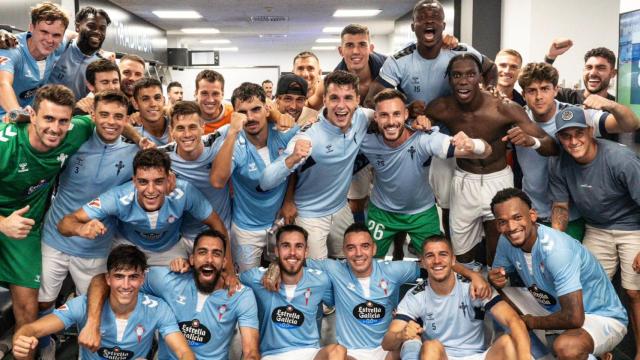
[[416, 54, 557, 267]]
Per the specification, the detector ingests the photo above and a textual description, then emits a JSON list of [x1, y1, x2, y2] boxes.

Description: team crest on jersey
[[353, 301, 385, 324], [272, 305, 304, 329], [18, 163, 29, 173], [167, 215, 177, 223], [57, 153, 69, 167], [527, 284, 557, 307], [179, 319, 211, 347], [88, 198, 101, 209], [135, 324, 144, 343], [57, 304, 69, 311], [97, 346, 134, 360]]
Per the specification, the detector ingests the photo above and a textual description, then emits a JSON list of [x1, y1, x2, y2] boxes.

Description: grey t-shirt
[[549, 139, 640, 230]]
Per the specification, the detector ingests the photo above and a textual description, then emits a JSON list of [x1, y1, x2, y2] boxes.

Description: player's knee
[[420, 339, 445, 358], [493, 334, 516, 358], [327, 344, 347, 358], [553, 335, 590, 360], [624, 288, 640, 302]]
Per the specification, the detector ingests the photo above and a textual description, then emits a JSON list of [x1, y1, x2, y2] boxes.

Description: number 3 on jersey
[[367, 220, 385, 241]]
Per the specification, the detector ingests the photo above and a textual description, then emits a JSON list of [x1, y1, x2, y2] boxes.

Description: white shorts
[[112, 236, 188, 266], [347, 346, 388, 360], [448, 348, 490, 360], [230, 223, 269, 273], [38, 243, 107, 302], [583, 225, 640, 290], [582, 313, 627, 356], [429, 156, 456, 209], [262, 347, 320, 360], [348, 164, 373, 200], [449, 166, 513, 255], [296, 204, 354, 259]]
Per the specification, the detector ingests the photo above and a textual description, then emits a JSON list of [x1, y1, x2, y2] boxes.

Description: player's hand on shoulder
[[223, 270, 241, 296], [402, 321, 423, 341], [442, 34, 459, 49], [407, 100, 427, 118], [547, 38, 573, 60], [0, 205, 35, 240], [481, 83, 509, 104], [0, 29, 18, 49], [502, 126, 535, 147], [582, 93, 614, 111], [170, 257, 190, 273], [76, 96, 95, 114], [12, 335, 38, 359], [129, 112, 142, 126], [412, 115, 432, 131], [77, 219, 107, 239], [488, 267, 508, 288], [138, 137, 156, 150], [165, 171, 177, 195], [262, 261, 281, 292]]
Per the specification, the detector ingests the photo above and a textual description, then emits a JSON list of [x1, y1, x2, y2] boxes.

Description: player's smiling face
[[76, 13, 108, 53], [494, 197, 538, 249], [495, 54, 521, 88], [29, 99, 72, 152], [106, 267, 144, 307], [583, 56, 615, 94], [277, 93, 306, 121], [277, 231, 307, 277], [339, 33, 373, 72], [343, 231, 375, 277], [324, 83, 360, 132], [196, 80, 224, 119], [171, 113, 204, 155], [28, 20, 66, 59], [134, 86, 164, 123], [556, 126, 597, 164], [190, 235, 225, 294], [93, 100, 127, 144], [422, 241, 454, 283], [374, 97, 408, 142], [449, 58, 481, 104], [412, 3, 445, 49], [133, 167, 167, 211], [119, 59, 145, 97]]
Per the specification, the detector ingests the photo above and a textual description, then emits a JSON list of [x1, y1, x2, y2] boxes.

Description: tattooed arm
[[551, 201, 569, 232]]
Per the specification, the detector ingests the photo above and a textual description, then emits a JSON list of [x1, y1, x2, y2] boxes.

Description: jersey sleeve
[[387, 261, 421, 284], [52, 295, 88, 329], [320, 273, 335, 307], [83, 187, 120, 220], [0, 48, 19, 75], [68, 115, 96, 143], [259, 132, 311, 190], [155, 299, 181, 338], [543, 238, 582, 296], [584, 109, 610, 138], [492, 236, 516, 273], [418, 131, 454, 160], [305, 258, 331, 272], [473, 287, 501, 311], [141, 267, 171, 296], [547, 156, 570, 203], [395, 287, 424, 323], [377, 56, 402, 88], [182, 182, 214, 222], [236, 288, 260, 329], [239, 267, 265, 290]]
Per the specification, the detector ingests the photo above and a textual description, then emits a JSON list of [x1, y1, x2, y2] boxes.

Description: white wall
[[501, 0, 619, 89]]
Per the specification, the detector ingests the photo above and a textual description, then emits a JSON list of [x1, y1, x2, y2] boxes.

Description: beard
[[193, 266, 221, 294], [278, 256, 304, 277]]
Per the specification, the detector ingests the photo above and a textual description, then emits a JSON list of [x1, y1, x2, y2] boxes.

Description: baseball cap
[[276, 74, 308, 96], [554, 106, 588, 135]]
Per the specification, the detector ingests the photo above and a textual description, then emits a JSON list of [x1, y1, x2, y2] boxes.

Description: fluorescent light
[[153, 10, 202, 19], [322, 27, 343, 33], [181, 28, 219, 34], [316, 38, 341, 43], [311, 46, 336, 51], [333, 9, 381, 17], [200, 39, 231, 44], [211, 47, 238, 52]]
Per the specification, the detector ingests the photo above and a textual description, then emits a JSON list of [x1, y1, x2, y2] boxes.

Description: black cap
[[276, 74, 308, 96]]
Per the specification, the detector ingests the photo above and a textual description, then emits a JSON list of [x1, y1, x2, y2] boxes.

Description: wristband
[[530, 137, 541, 149], [544, 55, 555, 65], [471, 138, 485, 155]]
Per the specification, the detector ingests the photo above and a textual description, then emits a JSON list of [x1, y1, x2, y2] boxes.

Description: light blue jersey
[[396, 277, 501, 358], [517, 101, 609, 219], [48, 40, 100, 99], [240, 267, 333, 356], [493, 224, 627, 325], [53, 293, 180, 360], [83, 179, 213, 252], [361, 129, 453, 214], [307, 259, 419, 349], [160, 132, 232, 239], [220, 124, 298, 230], [377, 43, 482, 105], [260, 108, 370, 218], [135, 117, 171, 145], [42, 131, 137, 258], [0, 32, 66, 115], [142, 267, 259, 360]]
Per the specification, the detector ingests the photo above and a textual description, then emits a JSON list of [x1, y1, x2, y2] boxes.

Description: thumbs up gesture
[[0, 205, 35, 239]]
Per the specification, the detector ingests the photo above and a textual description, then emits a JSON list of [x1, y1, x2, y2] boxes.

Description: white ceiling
[[109, 0, 416, 52]]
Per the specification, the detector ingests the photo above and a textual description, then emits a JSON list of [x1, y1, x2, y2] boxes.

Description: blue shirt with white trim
[[48, 40, 101, 99]]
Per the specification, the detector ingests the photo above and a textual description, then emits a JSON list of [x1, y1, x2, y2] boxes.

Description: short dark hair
[[276, 224, 308, 246], [344, 222, 371, 238], [518, 62, 559, 89], [75, 6, 111, 26], [93, 89, 129, 110], [490, 187, 533, 215], [446, 53, 482, 79], [261, 79, 273, 86], [373, 88, 407, 105], [293, 51, 319, 66], [323, 70, 359, 94], [86, 59, 120, 86], [193, 229, 227, 255], [421, 233, 452, 254], [167, 81, 182, 92], [133, 148, 171, 175], [133, 77, 162, 100], [412, 0, 444, 20], [107, 245, 147, 273], [231, 82, 266, 108], [495, 48, 523, 66], [120, 54, 146, 69], [341, 24, 370, 40], [195, 70, 225, 91], [584, 47, 616, 68], [31, 2, 69, 28], [170, 101, 202, 127], [33, 84, 75, 112]]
